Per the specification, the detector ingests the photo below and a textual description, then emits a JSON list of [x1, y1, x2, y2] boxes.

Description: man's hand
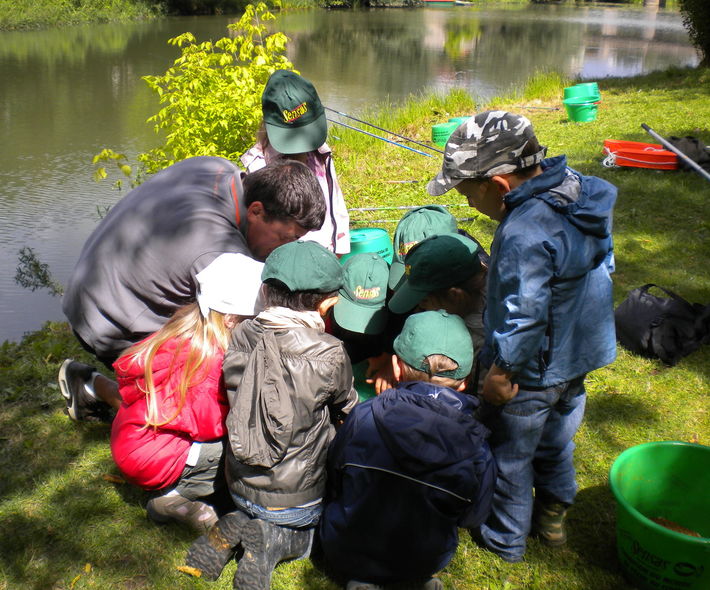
[[482, 364, 519, 405]]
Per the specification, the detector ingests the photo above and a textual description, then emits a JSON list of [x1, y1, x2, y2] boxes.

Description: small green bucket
[[432, 122, 458, 147], [609, 441, 710, 590], [340, 227, 394, 265], [352, 360, 376, 402], [563, 96, 599, 123], [448, 116, 470, 125]]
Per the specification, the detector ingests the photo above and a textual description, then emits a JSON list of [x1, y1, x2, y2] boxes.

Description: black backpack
[[614, 284, 710, 366]]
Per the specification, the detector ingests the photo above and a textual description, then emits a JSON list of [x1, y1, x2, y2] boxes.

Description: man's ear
[[317, 295, 339, 318], [246, 200, 264, 219], [391, 354, 402, 383]]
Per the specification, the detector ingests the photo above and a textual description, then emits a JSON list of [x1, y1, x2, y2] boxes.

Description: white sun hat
[[196, 253, 264, 318]]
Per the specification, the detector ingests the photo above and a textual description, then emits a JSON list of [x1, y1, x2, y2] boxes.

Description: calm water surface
[[0, 3, 699, 343]]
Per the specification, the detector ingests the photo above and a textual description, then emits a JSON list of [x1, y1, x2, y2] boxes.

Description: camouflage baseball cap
[[427, 111, 547, 196]]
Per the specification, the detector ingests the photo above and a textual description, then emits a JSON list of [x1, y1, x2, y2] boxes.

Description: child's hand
[[365, 353, 396, 395], [482, 364, 519, 405]]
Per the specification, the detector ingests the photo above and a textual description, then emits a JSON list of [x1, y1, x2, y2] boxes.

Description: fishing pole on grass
[[327, 118, 436, 158], [348, 204, 470, 212], [325, 106, 444, 155]]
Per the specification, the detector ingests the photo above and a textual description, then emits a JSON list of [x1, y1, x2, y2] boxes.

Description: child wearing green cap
[[184, 241, 358, 589], [241, 70, 351, 256], [319, 310, 497, 590]]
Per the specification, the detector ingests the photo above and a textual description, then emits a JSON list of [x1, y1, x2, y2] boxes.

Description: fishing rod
[[327, 118, 435, 158], [325, 106, 444, 155], [348, 204, 470, 212], [642, 123, 710, 183]]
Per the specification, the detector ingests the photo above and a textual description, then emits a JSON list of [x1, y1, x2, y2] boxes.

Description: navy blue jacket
[[319, 382, 497, 585], [482, 155, 617, 387]]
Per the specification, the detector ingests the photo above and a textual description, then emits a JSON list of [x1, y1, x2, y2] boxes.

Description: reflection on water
[[0, 4, 699, 343]]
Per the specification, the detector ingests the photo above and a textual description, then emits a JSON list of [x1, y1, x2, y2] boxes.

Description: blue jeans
[[230, 493, 322, 529], [478, 376, 586, 562]]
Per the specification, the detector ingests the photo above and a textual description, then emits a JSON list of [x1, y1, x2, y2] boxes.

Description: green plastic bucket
[[609, 441, 710, 590], [432, 122, 458, 147], [352, 360, 376, 402], [448, 116, 470, 125], [564, 82, 600, 102], [563, 96, 599, 123], [340, 227, 394, 265]]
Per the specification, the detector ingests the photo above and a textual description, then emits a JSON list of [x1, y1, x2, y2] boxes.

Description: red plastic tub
[[603, 140, 678, 170]]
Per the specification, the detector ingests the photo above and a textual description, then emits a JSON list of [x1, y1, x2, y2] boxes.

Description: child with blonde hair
[[110, 254, 263, 533]]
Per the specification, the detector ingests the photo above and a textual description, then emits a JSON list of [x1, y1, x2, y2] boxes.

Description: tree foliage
[[139, 2, 293, 173], [680, 0, 710, 66]]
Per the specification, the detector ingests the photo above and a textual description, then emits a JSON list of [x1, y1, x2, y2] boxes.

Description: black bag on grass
[[614, 284, 710, 366]]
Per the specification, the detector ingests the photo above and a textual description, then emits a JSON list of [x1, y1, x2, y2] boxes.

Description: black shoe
[[58, 359, 112, 422], [233, 519, 312, 590], [185, 511, 251, 580]]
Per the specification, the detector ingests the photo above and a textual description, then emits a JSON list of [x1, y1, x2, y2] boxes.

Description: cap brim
[[388, 260, 406, 291], [387, 280, 429, 314], [426, 172, 463, 197], [266, 115, 327, 155], [333, 297, 388, 336]]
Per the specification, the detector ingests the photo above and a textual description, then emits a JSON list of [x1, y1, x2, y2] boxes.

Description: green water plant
[[139, 2, 293, 173]]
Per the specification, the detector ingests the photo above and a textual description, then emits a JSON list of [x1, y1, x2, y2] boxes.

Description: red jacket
[[111, 337, 228, 490]]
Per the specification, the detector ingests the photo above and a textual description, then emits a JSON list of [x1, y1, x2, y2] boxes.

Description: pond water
[[0, 3, 699, 343]]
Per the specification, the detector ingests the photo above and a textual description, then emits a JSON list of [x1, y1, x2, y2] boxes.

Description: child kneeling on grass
[[185, 240, 359, 589], [319, 309, 497, 590], [110, 253, 263, 533]]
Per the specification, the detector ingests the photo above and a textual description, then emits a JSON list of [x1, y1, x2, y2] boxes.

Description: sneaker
[[531, 499, 569, 547], [387, 578, 443, 590], [58, 359, 112, 422], [185, 511, 250, 580], [233, 519, 312, 590], [146, 493, 219, 534]]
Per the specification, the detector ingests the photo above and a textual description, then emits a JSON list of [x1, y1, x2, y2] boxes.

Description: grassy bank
[[1, 66, 709, 589], [0, 0, 161, 30]]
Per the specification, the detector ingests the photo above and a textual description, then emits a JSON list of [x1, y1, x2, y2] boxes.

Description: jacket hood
[[371, 382, 488, 475], [504, 155, 616, 239]]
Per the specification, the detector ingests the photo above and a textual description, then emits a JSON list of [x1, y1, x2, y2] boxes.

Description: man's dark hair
[[243, 159, 326, 232], [263, 279, 336, 312]]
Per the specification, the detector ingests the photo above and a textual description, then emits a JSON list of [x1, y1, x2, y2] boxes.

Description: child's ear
[[455, 378, 468, 392], [317, 295, 339, 318], [223, 314, 240, 330], [391, 354, 402, 383]]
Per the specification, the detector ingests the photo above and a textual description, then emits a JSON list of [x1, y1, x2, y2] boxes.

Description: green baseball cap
[[262, 241, 343, 293], [388, 232, 481, 314], [262, 70, 327, 155], [334, 253, 389, 335], [393, 310, 473, 379], [389, 205, 458, 291]]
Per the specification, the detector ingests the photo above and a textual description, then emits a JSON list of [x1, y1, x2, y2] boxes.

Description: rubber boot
[[233, 519, 312, 590], [531, 499, 569, 547], [185, 511, 251, 580]]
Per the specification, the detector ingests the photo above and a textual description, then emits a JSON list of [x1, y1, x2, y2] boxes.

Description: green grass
[[0, 0, 160, 30], [1, 66, 709, 589]]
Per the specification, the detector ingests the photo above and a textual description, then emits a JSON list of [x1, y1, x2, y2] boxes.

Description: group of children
[[58, 69, 618, 589]]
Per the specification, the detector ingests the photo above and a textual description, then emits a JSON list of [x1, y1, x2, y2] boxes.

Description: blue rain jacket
[[319, 381, 497, 585], [481, 155, 617, 387]]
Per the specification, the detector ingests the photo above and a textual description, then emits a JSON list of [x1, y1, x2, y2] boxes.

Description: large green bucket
[[564, 82, 600, 102], [432, 122, 458, 147], [340, 227, 394, 265], [609, 441, 710, 590], [563, 96, 599, 123]]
